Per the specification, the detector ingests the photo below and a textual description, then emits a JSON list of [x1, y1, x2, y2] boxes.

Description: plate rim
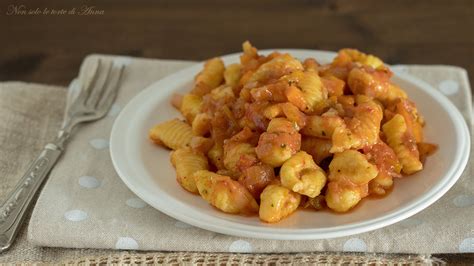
[[110, 49, 471, 240]]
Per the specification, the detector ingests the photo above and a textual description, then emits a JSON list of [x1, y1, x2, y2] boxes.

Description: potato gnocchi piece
[[259, 184, 301, 223], [302, 114, 344, 139], [149, 119, 193, 150], [180, 94, 202, 123], [238, 101, 270, 131], [280, 151, 327, 197], [382, 114, 423, 175], [348, 67, 407, 104], [333, 48, 385, 70], [329, 150, 378, 185], [189, 136, 214, 154], [330, 96, 383, 153], [363, 141, 402, 195], [282, 70, 328, 113], [255, 118, 301, 167], [224, 63, 242, 87], [202, 85, 236, 117], [337, 95, 355, 109], [301, 137, 332, 164], [250, 81, 288, 103], [223, 142, 257, 172], [192, 113, 212, 136], [240, 41, 259, 67], [386, 98, 424, 143], [321, 75, 345, 97], [209, 84, 235, 102], [256, 132, 301, 167], [247, 54, 303, 87], [263, 102, 306, 129], [208, 143, 225, 170], [193, 170, 259, 214], [369, 173, 394, 196], [266, 117, 299, 134], [192, 57, 225, 96], [327, 150, 376, 212], [325, 180, 363, 213], [171, 148, 209, 193], [303, 58, 319, 72]]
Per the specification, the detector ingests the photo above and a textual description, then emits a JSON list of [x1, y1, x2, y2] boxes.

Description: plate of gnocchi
[[110, 42, 470, 240]]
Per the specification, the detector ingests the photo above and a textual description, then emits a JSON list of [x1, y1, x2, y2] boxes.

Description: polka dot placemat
[[24, 57, 472, 254]]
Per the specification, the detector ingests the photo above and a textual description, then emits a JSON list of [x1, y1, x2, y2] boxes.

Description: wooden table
[[0, 0, 472, 264], [1, 0, 473, 88]]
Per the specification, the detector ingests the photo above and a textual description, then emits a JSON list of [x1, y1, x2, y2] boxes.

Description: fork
[[0, 58, 124, 252]]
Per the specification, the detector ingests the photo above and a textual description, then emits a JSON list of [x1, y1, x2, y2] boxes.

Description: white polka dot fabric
[[88, 138, 109, 150], [115, 237, 139, 250], [126, 198, 147, 209], [27, 57, 473, 253], [64, 210, 88, 222], [343, 238, 367, 252], [458, 238, 474, 253], [107, 103, 121, 117], [78, 176, 101, 189], [438, 79, 460, 95], [453, 194, 474, 208], [228, 240, 253, 253]]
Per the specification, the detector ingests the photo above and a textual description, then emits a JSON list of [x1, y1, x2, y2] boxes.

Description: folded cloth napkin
[[25, 55, 473, 253]]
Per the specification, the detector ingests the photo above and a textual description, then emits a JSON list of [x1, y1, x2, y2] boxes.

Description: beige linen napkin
[[0, 82, 443, 264], [24, 55, 473, 254]]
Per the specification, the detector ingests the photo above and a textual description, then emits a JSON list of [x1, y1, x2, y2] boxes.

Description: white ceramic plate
[[110, 49, 470, 240]]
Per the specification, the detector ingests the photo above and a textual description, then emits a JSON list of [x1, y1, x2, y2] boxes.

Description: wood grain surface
[[0, 0, 472, 263], [0, 0, 473, 89]]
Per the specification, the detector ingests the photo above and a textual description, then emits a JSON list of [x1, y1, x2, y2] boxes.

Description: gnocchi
[[280, 151, 327, 197], [170, 148, 209, 193], [259, 184, 301, 223], [149, 41, 436, 223], [194, 170, 259, 214]]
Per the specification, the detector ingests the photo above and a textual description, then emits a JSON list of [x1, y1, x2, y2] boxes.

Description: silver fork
[[0, 58, 124, 252]]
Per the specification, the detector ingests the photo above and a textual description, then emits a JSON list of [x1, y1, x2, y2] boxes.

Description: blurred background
[[0, 0, 473, 88]]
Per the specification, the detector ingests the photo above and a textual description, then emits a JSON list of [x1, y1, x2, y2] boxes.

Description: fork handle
[[0, 143, 62, 252]]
